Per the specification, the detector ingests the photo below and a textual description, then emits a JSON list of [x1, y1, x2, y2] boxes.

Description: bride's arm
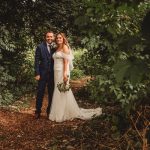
[[63, 45, 70, 83]]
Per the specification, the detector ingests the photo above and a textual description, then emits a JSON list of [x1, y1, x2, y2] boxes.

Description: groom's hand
[[35, 75, 40, 81]]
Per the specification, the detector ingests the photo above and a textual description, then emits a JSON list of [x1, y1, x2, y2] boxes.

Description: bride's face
[[56, 34, 63, 45]]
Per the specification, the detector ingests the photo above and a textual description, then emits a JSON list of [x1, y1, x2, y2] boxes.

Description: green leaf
[[113, 60, 131, 83]]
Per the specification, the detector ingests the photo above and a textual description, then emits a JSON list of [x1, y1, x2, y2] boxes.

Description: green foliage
[[75, 0, 150, 103], [113, 59, 149, 85], [0, 0, 80, 105], [0, 25, 36, 105], [72, 48, 86, 68], [74, 0, 150, 146], [70, 49, 85, 79], [71, 69, 84, 80], [86, 75, 147, 113]]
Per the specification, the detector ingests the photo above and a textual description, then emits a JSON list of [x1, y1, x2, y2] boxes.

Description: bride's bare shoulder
[[62, 45, 70, 54]]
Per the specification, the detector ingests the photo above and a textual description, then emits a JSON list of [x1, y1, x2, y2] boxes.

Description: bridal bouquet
[[57, 82, 71, 93]]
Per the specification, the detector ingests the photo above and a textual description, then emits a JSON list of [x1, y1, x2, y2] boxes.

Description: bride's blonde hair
[[55, 32, 69, 48]]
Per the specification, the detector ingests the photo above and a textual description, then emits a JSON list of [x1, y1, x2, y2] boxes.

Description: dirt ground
[[0, 77, 124, 150]]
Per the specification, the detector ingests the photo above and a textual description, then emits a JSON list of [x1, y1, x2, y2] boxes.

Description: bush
[[0, 25, 36, 105], [74, 1, 150, 145], [70, 48, 85, 79], [70, 68, 84, 80], [75, 0, 150, 112]]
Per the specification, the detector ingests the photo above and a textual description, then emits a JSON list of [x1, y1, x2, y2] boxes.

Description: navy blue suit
[[34, 41, 55, 115]]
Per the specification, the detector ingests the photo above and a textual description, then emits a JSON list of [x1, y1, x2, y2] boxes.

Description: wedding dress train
[[49, 51, 102, 122]]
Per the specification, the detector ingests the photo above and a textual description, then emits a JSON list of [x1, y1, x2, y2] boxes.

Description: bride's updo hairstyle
[[55, 32, 69, 48]]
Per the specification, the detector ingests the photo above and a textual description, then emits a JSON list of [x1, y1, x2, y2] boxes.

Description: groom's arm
[[34, 46, 41, 79]]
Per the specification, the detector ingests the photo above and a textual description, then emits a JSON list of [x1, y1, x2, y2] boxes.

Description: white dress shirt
[[46, 42, 51, 53]]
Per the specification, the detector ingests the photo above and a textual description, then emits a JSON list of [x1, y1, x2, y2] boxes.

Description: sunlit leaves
[[74, 0, 150, 125]]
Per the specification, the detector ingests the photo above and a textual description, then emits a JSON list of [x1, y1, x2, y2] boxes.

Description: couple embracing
[[34, 31, 102, 122]]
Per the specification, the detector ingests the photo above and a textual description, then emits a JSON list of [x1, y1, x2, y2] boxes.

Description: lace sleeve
[[61, 50, 74, 71]]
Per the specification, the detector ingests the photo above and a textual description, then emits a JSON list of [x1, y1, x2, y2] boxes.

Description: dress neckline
[[56, 50, 63, 53], [56, 50, 70, 55]]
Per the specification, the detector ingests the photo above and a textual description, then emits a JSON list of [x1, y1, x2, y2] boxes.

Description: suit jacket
[[34, 41, 56, 80]]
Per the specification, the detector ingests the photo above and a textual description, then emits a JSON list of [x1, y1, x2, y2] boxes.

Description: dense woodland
[[0, 0, 150, 149]]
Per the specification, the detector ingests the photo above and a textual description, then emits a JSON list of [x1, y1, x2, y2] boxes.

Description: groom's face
[[45, 32, 54, 44]]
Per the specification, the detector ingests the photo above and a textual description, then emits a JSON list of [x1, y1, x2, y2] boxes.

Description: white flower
[[57, 82, 71, 93]]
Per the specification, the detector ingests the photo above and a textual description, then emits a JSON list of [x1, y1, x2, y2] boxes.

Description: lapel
[[43, 42, 50, 58], [43, 42, 56, 60]]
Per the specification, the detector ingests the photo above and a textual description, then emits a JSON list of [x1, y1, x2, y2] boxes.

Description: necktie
[[48, 44, 52, 53]]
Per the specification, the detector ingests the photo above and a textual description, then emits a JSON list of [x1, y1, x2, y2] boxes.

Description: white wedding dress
[[49, 51, 102, 122]]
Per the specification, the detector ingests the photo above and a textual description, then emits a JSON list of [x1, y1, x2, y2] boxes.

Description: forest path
[[0, 77, 116, 150]]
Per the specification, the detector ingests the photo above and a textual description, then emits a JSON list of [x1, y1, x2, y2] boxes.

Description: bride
[[49, 33, 102, 122]]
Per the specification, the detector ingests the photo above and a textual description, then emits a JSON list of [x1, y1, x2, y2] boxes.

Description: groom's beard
[[46, 41, 52, 44], [46, 39, 54, 44]]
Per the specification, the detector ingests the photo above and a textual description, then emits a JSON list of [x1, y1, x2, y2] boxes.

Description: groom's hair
[[44, 31, 54, 37]]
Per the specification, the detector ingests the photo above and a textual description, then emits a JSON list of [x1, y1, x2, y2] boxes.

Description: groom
[[34, 31, 56, 119]]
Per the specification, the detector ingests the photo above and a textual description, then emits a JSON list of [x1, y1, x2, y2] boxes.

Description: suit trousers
[[35, 73, 54, 115]]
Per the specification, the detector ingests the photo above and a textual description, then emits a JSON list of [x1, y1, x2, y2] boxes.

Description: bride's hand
[[63, 75, 68, 84]]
